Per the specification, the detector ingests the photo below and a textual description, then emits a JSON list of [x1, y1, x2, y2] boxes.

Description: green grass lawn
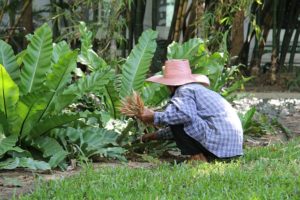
[[18, 139, 300, 200]]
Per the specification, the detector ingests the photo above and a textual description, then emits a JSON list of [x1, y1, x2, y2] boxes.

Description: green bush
[[0, 24, 122, 170]]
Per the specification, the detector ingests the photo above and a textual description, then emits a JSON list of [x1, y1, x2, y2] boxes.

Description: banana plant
[[0, 24, 118, 170]]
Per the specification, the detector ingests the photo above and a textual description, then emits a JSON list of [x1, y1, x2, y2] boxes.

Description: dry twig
[[119, 91, 144, 117]]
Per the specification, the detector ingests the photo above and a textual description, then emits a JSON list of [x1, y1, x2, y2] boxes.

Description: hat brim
[[146, 74, 210, 86]]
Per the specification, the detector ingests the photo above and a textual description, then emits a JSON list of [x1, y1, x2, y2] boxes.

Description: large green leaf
[[20, 23, 53, 94], [17, 51, 77, 136], [39, 51, 78, 119], [33, 136, 68, 168], [0, 40, 20, 84], [16, 50, 26, 67], [0, 157, 51, 170], [0, 135, 18, 157], [82, 128, 125, 159], [104, 79, 121, 118], [62, 127, 125, 159], [18, 91, 51, 138], [141, 83, 170, 107], [78, 22, 107, 70], [53, 69, 114, 112], [46, 50, 78, 92], [167, 38, 204, 65], [0, 64, 19, 121], [0, 112, 7, 135], [120, 30, 157, 98], [52, 41, 71, 64], [0, 157, 20, 169], [19, 157, 51, 170], [79, 21, 93, 59], [78, 49, 108, 71], [29, 113, 81, 139]]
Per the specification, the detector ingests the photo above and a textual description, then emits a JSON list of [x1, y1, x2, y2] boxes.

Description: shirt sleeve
[[156, 127, 174, 140], [154, 88, 198, 126]]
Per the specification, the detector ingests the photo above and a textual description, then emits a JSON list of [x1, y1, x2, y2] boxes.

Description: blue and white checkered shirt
[[154, 83, 243, 158]]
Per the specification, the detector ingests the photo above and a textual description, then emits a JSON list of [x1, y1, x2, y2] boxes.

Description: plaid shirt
[[154, 83, 243, 158]]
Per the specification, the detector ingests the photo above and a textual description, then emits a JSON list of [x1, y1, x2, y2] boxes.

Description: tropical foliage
[[0, 23, 123, 170], [0, 20, 264, 170]]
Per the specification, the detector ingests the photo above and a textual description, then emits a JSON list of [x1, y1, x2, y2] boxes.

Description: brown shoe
[[189, 153, 208, 162]]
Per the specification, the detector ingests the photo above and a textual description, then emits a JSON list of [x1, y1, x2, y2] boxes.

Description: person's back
[[174, 83, 243, 158]]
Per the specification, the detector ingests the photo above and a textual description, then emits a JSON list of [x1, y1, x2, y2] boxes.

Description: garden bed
[[1, 93, 300, 200]]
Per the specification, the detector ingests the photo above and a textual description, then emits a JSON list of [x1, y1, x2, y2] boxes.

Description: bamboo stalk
[[174, 0, 183, 41], [230, 10, 244, 56], [196, 0, 205, 38], [167, 0, 180, 43], [179, 0, 188, 38], [270, 0, 278, 84]]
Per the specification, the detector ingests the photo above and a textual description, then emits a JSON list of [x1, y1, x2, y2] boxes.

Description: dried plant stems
[[120, 91, 144, 117]]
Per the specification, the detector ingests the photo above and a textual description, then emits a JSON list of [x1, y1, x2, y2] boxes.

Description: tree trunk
[[21, 0, 33, 33], [179, 0, 188, 40], [195, 0, 205, 38], [5, 0, 31, 43], [230, 10, 244, 57], [174, 0, 183, 41], [270, 0, 279, 85]]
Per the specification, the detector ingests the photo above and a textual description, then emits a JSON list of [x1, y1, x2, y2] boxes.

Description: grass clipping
[[120, 91, 144, 117]]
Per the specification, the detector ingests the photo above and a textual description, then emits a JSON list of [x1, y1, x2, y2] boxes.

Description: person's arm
[[141, 127, 173, 142], [156, 126, 173, 140], [154, 89, 197, 126]]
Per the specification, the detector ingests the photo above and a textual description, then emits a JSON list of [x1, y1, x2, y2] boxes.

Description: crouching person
[[138, 59, 243, 162]]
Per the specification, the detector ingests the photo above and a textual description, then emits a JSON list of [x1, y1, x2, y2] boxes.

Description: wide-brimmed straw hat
[[146, 59, 210, 86]]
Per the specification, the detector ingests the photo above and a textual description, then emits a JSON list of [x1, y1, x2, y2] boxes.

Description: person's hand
[[140, 132, 157, 142], [138, 107, 154, 124]]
